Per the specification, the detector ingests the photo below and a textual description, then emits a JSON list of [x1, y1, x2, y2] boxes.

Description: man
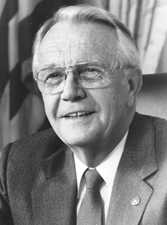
[[0, 5, 167, 225]]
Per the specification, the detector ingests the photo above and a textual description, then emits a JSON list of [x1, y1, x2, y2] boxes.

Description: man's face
[[37, 21, 135, 147]]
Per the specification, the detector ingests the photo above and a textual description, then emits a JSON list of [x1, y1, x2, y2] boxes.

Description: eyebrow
[[38, 64, 60, 73], [38, 62, 108, 73]]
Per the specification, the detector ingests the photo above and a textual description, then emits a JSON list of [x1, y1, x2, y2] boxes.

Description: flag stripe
[[10, 63, 28, 119], [18, 0, 42, 21], [0, 0, 18, 97], [0, 0, 6, 18], [0, 82, 10, 147], [8, 14, 19, 71], [0, 0, 18, 23]]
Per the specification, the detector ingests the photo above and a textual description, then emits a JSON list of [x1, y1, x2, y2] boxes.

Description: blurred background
[[0, 0, 167, 148]]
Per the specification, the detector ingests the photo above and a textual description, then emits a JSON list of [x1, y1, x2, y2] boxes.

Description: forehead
[[38, 21, 118, 69]]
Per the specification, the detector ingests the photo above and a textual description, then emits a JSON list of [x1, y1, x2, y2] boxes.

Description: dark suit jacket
[[0, 113, 167, 225]]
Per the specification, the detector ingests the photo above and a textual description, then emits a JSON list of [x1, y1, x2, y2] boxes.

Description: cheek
[[91, 89, 117, 124], [96, 86, 128, 121], [42, 94, 59, 119]]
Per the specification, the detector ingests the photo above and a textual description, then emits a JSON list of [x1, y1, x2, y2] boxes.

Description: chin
[[61, 132, 93, 146], [50, 118, 104, 146], [55, 127, 101, 147]]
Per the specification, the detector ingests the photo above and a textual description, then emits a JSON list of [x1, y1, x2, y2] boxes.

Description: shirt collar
[[74, 153, 87, 190], [96, 132, 128, 186], [74, 132, 128, 190]]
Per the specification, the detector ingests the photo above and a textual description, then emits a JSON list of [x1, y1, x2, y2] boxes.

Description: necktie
[[77, 168, 104, 225]]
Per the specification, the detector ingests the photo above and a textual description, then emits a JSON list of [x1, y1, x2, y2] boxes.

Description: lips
[[62, 111, 95, 118]]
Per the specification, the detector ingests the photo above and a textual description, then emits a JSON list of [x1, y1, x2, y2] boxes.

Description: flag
[[0, 0, 68, 148]]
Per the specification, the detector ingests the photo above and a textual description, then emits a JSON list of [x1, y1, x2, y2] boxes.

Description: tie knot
[[84, 169, 103, 190]]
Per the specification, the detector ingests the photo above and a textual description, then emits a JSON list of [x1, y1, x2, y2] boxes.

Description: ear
[[125, 68, 143, 106]]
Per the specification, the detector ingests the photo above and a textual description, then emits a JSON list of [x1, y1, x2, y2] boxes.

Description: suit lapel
[[31, 146, 77, 225], [107, 114, 158, 225]]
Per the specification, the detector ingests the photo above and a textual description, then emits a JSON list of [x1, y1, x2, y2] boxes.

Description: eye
[[46, 72, 60, 79], [45, 72, 64, 84], [80, 67, 103, 81]]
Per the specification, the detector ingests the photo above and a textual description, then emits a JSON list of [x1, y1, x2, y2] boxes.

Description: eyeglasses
[[35, 63, 120, 95]]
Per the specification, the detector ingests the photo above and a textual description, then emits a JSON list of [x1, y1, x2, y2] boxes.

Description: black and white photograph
[[0, 0, 167, 224]]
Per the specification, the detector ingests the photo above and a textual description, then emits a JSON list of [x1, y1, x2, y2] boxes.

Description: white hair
[[32, 5, 141, 78]]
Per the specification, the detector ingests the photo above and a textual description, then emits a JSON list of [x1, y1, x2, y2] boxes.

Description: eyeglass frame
[[34, 63, 137, 95]]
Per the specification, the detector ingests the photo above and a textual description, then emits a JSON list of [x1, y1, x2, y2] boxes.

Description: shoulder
[[3, 128, 62, 161], [0, 128, 63, 182], [0, 128, 64, 197], [132, 113, 167, 132], [132, 113, 167, 161]]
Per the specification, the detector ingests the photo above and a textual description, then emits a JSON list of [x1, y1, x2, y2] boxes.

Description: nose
[[61, 72, 86, 101]]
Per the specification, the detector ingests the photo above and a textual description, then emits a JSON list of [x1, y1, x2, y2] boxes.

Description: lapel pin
[[131, 196, 141, 206]]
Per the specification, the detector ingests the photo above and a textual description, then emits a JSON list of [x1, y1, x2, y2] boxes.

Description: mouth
[[62, 111, 95, 119]]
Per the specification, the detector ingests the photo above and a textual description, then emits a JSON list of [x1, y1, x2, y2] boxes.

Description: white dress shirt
[[74, 132, 128, 223]]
